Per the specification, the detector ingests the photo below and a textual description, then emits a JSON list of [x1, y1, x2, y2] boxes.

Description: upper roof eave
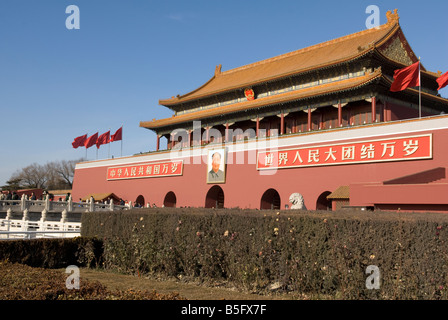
[[159, 50, 374, 107], [382, 76, 448, 104], [141, 69, 384, 130], [142, 70, 448, 131], [159, 13, 402, 107], [372, 48, 441, 79]]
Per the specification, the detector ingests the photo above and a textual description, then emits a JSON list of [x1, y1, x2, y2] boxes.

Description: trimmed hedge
[[0, 237, 103, 269], [81, 208, 448, 299]]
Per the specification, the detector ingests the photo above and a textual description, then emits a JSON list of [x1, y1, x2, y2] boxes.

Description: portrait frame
[[206, 148, 226, 184]]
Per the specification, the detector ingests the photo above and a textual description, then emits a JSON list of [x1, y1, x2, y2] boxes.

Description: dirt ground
[[79, 268, 299, 300]]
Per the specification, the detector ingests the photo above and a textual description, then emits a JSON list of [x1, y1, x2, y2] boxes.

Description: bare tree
[[11, 163, 49, 189], [6, 158, 84, 190], [52, 159, 81, 188]]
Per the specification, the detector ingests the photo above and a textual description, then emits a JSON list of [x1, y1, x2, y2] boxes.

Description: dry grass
[[0, 260, 185, 300], [0, 260, 298, 300], [79, 268, 299, 300]]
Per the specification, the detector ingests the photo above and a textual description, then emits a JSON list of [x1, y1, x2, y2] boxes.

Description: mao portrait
[[207, 149, 226, 184]]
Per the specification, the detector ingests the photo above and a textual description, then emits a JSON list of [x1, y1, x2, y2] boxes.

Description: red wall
[[72, 119, 448, 211]]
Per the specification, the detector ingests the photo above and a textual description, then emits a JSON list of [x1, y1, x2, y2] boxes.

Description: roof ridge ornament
[[386, 9, 399, 25], [215, 64, 222, 76]]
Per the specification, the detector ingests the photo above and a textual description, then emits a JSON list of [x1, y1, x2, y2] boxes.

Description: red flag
[[84, 132, 98, 149], [96, 131, 110, 149], [437, 71, 448, 91], [110, 127, 123, 142], [390, 61, 420, 92], [72, 134, 87, 149]]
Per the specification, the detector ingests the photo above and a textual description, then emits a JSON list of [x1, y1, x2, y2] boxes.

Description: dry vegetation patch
[[0, 260, 185, 300]]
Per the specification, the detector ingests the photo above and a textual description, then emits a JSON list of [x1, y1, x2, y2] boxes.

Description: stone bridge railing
[[0, 194, 130, 214], [0, 195, 130, 239]]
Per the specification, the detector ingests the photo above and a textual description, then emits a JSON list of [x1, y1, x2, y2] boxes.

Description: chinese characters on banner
[[107, 160, 183, 180], [257, 134, 432, 170]]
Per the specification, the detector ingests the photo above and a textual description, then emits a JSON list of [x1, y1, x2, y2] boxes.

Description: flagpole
[[108, 128, 111, 159], [419, 57, 421, 118]]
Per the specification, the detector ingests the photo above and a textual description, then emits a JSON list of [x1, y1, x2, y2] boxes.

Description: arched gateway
[[205, 185, 224, 208], [163, 191, 177, 208], [260, 188, 281, 210], [135, 195, 145, 207], [316, 191, 332, 210]]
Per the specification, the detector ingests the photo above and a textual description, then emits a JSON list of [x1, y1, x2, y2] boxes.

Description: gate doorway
[[316, 191, 332, 210], [163, 191, 177, 208], [135, 195, 145, 207], [205, 185, 224, 208], [260, 189, 281, 210]]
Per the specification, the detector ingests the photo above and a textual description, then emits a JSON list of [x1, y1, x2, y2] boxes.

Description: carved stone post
[[45, 194, 50, 211], [68, 195, 73, 212], [21, 194, 26, 211], [109, 199, 114, 211], [6, 208, 12, 220], [22, 208, 29, 221], [60, 209, 67, 223], [40, 209, 47, 231], [22, 208, 29, 232], [40, 209, 47, 222]]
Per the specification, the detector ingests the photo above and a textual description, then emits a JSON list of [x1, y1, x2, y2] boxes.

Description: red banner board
[[107, 160, 183, 180], [257, 134, 432, 170]]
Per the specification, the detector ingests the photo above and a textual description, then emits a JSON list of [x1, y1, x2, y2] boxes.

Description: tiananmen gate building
[[72, 10, 448, 212]]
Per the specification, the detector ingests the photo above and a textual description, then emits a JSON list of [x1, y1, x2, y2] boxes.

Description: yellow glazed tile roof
[[141, 69, 383, 129], [159, 10, 401, 106], [327, 186, 350, 199]]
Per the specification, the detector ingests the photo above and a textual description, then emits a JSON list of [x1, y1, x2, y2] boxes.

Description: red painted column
[[188, 130, 192, 147], [338, 103, 342, 127], [307, 108, 312, 131], [256, 117, 260, 138], [225, 123, 229, 142], [383, 101, 388, 122], [167, 134, 171, 149], [280, 113, 284, 135], [206, 127, 210, 143], [156, 135, 160, 151], [372, 96, 377, 123]]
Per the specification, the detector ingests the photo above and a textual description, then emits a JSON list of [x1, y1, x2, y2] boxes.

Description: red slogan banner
[[107, 160, 183, 180], [257, 134, 432, 170]]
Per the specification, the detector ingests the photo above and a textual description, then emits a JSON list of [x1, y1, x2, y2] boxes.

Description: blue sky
[[0, 0, 447, 186]]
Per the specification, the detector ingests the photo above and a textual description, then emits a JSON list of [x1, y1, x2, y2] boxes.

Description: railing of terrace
[[0, 194, 130, 213]]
